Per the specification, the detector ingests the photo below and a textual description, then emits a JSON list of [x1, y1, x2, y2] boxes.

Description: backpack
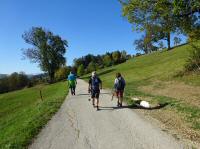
[[91, 77, 100, 90], [116, 77, 125, 90]]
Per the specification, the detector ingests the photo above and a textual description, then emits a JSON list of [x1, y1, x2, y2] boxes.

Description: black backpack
[[116, 77, 125, 90], [91, 77, 100, 90]]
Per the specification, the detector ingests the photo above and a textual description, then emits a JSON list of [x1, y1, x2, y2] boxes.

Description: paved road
[[29, 79, 185, 149]]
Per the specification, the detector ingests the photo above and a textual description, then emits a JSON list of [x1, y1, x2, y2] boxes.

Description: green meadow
[[0, 81, 68, 149]]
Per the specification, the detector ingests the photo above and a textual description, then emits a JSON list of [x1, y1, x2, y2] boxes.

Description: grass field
[[0, 81, 68, 149], [82, 43, 200, 144]]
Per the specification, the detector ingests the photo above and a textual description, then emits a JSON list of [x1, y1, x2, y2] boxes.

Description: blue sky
[[0, 0, 186, 74]]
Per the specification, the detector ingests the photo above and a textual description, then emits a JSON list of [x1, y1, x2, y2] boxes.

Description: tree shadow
[[77, 92, 112, 96], [76, 93, 90, 96], [98, 103, 168, 111], [100, 92, 112, 95]]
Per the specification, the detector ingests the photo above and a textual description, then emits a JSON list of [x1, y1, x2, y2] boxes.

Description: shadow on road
[[77, 92, 111, 96], [99, 103, 168, 111], [76, 93, 90, 96]]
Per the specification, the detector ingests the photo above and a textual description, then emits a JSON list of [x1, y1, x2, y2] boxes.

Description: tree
[[103, 54, 112, 67], [120, 0, 200, 41], [112, 51, 121, 64], [0, 72, 30, 93], [134, 34, 158, 54], [77, 64, 85, 76], [87, 62, 96, 72], [55, 66, 71, 81], [158, 41, 165, 50], [17, 72, 29, 88], [120, 0, 179, 50], [22, 27, 67, 83], [8, 72, 19, 91], [174, 37, 181, 46], [121, 50, 127, 62], [173, 0, 200, 37]]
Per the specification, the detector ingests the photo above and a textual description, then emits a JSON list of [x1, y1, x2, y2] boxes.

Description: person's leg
[[91, 90, 95, 107], [72, 86, 75, 95], [119, 90, 123, 107], [116, 91, 120, 106], [92, 98, 95, 106], [70, 87, 73, 95], [96, 91, 100, 110], [73, 86, 76, 95], [96, 98, 99, 110]]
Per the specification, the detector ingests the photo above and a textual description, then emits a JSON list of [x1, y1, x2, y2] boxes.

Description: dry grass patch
[[139, 81, 200, 107]]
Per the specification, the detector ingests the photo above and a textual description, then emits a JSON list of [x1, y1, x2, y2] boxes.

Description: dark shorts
[[91, 89, 100, 99], [69, 84, 76, 88], [116, 90, 124, 98]]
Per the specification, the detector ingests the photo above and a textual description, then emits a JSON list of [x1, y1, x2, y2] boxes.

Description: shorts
[[116, 90, 124, 98], [91, 89, 100, 99], [69, 84, 76, 89]]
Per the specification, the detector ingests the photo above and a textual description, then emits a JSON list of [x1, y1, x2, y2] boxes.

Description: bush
[[77, 64, 85, 76], [185, 43, 200, 72], [55, 66, 70, 81]]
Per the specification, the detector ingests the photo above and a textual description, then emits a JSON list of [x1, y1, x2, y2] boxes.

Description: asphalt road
[[29, 79, 185, 149]]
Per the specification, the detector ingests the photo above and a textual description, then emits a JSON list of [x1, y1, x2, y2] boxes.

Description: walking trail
[[29, 79, 187, 149]]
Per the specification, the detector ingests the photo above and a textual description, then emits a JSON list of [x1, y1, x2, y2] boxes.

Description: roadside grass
[[81, 43, 200, 143], [0, 81, 68, 149]]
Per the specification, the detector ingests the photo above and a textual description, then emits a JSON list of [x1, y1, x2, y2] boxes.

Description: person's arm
[[99, 78, 102, 89], [67, 80, 70, 88], [75, 75, 77, 84], [88, 79, 91, 93], [114, 78, 117, 90], [123, 77, 126, 87]]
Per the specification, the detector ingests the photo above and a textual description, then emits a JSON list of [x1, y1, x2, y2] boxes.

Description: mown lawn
[[0, 81, 68, 149]]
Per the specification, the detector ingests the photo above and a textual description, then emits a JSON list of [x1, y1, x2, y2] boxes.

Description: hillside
[[0, 81, 68, 149], [82, 43, 200, 145]]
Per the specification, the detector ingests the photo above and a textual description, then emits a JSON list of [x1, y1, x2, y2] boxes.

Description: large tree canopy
[[120, 0, 200, 48], [22, 27, 68, 82]]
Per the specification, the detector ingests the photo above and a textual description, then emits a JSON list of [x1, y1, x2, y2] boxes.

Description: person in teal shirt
[[67, 71, 77, 95]]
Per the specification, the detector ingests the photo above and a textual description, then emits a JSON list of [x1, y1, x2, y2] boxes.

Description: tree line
[[0, 67, 73, 94], [0, 72, 30, 94], [74, 51, 131, 76]]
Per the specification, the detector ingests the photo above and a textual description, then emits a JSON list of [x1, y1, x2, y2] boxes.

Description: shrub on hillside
[[185, 43, 200, 72]]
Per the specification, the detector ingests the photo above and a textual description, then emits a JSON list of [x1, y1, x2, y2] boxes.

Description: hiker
[[67, 71, 77, 95], [114, 73, 126, 107], [88, 71, 102, 110]]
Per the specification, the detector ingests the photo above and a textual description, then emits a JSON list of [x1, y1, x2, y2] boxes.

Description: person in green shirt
[[67, 72, 77, 95]]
